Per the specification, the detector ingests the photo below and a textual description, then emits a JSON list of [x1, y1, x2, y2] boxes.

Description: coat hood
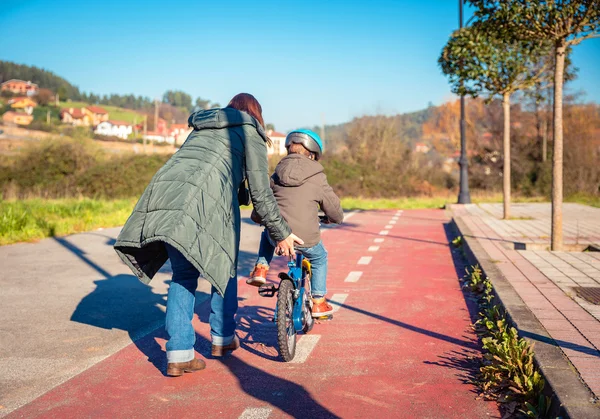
[[188, 108, 269, 142], [274, 154, 324, 187]]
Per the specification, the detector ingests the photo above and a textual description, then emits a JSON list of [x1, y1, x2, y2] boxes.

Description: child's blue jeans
[[164, 244, 238, 363], [256, 229, 328, 298]]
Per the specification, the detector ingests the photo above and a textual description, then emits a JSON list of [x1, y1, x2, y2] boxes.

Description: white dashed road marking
[[239, 407, 272, 419], [374, 238, 384, 243], [343, 211, 357, 221], [379, 230, 389, 236], [345, 271, 363, 282], [385, 225, 393, 229], [389, 220, 397, 224], [330, 293, 348, 313], [368, 246, 379, 252], [358, 256, 372, 265], [290, 335, 321, 364]]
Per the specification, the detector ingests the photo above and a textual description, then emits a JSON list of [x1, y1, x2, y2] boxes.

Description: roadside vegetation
[[0, 134, 597, 246], [461, 264, 549, 418], [0, 198, 136, 246]]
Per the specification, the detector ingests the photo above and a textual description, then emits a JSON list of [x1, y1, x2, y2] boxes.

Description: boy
[[247, 129, 343, 317]]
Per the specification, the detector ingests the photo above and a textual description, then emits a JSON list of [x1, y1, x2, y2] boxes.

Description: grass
[[566, 192, 600, 208], [1, 193, 598, 246], [341, 196, 449, 210], [339, 193, 552, 211], [59, 101, 144, 124], [0, 198, 137, 246]]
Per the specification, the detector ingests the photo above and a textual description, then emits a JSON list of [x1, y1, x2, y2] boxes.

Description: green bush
[[77, 154, 169, 198], [0, 137, 169, 199]]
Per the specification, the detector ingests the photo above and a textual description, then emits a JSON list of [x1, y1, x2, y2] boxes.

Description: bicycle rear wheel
[[277, 279, 296, 362]]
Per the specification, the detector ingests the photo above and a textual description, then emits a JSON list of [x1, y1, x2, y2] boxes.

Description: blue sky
[[1, 0, 599, 131]]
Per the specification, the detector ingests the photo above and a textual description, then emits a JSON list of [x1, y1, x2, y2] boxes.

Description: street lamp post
[[457, 0, 471, 204]]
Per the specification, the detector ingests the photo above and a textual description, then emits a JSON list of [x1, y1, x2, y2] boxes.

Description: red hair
[[226, 93, 265, 128]]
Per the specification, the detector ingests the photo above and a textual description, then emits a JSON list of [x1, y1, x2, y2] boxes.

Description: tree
[[523, 52, 577, 163], [266, 123, 275, 131], [469, 0, 600, 249], [35, 88, 54, 106], [195, 97, 211, 110], [162, 90, 192, 110], [439, 22, 551, 219], [57, 85, 68, 101]]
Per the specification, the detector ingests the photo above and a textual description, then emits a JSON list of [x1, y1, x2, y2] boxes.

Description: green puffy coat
[[114, 108, 291, 296]]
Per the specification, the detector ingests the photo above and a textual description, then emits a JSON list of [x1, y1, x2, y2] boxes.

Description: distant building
[[94, 120, 133, 139], [169, 123, 192, 145], [2, 111, 33, 126], [414, 142, 431, 153], [8, 97, 37, 115], [83, 106, 109, 126], [60, 107, 92, 126], [1, 79, 39, 96], [266, 129, 287, 156], [60, 105, 109, 126], [143, 131, 175, 144]]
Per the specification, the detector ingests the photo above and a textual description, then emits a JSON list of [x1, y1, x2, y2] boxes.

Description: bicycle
[[258, 253, 315, 361]]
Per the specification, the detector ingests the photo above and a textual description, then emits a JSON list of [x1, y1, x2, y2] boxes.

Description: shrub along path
[[3, 209, 500, 418]]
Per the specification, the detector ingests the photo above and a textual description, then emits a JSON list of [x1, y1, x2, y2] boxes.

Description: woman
[[114, 93, 302, 376]]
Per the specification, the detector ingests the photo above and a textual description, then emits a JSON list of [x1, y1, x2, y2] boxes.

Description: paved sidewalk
[[453, 203, 600, 414], [5, 210, 500, 418]]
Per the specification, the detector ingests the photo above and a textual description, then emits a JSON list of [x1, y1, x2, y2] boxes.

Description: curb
[[450, 214, 599, 419]]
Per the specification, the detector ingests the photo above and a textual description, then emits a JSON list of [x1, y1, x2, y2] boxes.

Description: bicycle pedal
[[314, 314, 333, 321], [258, 283, 277, 297]]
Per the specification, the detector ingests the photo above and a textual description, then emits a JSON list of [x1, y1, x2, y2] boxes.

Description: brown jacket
[[253, 153, 343, 248]]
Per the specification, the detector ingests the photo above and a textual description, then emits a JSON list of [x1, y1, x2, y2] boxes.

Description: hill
[[0, 61, 82, 100]]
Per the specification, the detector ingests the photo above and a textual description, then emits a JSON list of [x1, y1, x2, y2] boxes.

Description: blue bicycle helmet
[[285, 129, 324, 160]]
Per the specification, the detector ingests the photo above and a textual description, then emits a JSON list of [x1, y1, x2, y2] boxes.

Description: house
[[83, 106, 109, 125], [2, 111, 33, 126], [414, 142, 430, 153], [8, 97, 37, 115], [1, 79, 39, 96], [143, 131, 175, 144], [60, 107, 92, 126], [169, 123, 192, 145], [94, 120, 133, 139], [266, 130, 287, 156]]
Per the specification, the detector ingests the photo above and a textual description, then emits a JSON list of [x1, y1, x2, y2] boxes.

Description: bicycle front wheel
[[277, 279, 296, 362]]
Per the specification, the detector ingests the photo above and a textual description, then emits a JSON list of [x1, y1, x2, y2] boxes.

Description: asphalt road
[[0, 210, 263, 416]]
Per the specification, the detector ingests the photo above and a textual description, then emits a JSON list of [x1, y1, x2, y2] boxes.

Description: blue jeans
[[164, 244, 238, 363], [256, 229, 328, 298]]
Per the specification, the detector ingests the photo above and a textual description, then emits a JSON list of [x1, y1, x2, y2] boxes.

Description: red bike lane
[[9, 210, 500, 418]]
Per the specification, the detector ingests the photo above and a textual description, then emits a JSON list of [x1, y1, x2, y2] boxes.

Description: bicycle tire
[[302, 268, 314, 333], [277, 279, 296, 362], [302, 293, 315, 333]]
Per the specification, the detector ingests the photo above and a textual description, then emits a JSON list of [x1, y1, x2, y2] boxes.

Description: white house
[[169, 124, 192, 145], [142, 132, 176, 144], [266, 130, 287, 156], [95, 120, 133, 140]]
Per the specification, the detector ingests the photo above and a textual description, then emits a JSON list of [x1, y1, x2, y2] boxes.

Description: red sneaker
[[246, 263, 268, 287], [312, 297, 334, 318]]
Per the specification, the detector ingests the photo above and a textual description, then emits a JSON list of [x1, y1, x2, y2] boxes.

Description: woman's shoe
[[166, 358, 206, 377], [211, 335, 240, 357]]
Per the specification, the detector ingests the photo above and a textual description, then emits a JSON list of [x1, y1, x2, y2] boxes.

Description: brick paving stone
[[456, 203, 600, 400]]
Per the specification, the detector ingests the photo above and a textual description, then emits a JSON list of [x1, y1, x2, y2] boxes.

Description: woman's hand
[[275, 233, 304, 256]]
